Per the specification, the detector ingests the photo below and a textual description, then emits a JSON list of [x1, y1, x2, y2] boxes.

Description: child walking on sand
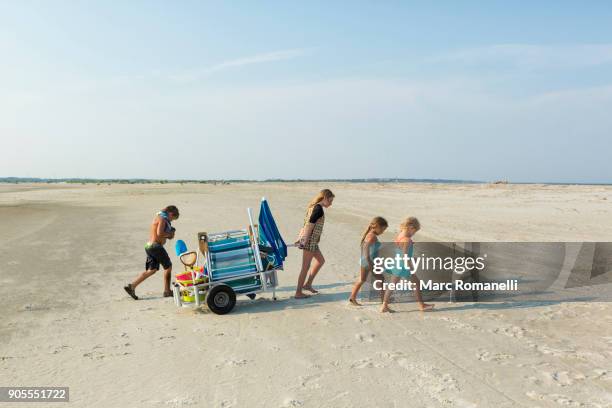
[[349, 217, 388, 305], [381, 217, 434, 313], [295, 189, 335, 299], [124, 205, 179, 300]]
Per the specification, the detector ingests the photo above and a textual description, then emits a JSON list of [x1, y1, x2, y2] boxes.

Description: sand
[[1, 182, 611, 407]]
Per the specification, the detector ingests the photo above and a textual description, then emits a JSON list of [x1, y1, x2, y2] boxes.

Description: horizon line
[[1, 177, 610, 187]]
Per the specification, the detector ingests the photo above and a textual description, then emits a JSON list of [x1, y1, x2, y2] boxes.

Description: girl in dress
[[295, 189, 335, 298]]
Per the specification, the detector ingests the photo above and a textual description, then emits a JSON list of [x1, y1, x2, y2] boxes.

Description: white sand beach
[[1, 182, 612, 407]]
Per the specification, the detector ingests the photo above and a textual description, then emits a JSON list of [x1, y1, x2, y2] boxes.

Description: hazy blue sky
[[1, 1, 611, 183]]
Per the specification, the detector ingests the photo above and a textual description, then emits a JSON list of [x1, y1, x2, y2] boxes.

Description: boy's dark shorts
[[145, 243, 172, 271]]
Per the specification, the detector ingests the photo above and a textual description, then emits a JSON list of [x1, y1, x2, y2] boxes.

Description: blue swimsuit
[[360, 239, 381, 268], [387, 240, 413, 279]]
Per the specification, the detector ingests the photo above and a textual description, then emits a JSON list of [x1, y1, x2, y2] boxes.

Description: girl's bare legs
[[381, 275, 400, 312], [295, 250, 315, 298], [349, 266, 370, 305], [374, 273, 385, 303], [303, 250, 324, 293], [411, 274, 434, 311]]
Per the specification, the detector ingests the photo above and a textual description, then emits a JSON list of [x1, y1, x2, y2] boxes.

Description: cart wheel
[[206, 285, 236, 315], [246, 293, 256, 300]]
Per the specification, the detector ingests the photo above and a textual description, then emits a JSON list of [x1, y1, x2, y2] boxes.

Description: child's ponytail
[[360, 216, 389, 243]]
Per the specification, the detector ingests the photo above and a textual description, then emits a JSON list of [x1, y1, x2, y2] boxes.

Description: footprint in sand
[[320, 312, 332, 325], [531, 344, 577, 358], [491, 325, 526, 339], [434, 316, 476, 331], [21, 304, 50, 312], [543, 371, 586, 387], [355, 333, 375, 343], [526, 375, 542, 386], [215, 359, 249, 368], [281, 398, 303, 407], [298, 374, 322, 389], [591, 369, 612, 381], [396, 358, 419, 371], [350, 358, 384, 369], [158, 335, 176, 341], [476, 350, 515, 363], [51, 345, 70, 355], [378, 351, 405, 360], [82, 351, 105, 360], [164, 396, 198, 407], [355, 316, 370, 324], [525, 391, 581, 407], [394, 358, 461, 398]]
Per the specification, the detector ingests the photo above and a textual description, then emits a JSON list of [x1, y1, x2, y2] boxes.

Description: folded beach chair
[[203, 229, 264, 294]]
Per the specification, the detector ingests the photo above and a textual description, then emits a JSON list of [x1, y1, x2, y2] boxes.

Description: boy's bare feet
[[381, 305, 395, 313], [418, 303, 434, 311], [303, 285, 319, 294], [348, 298, 362, 306], [294, 292, 311, 299], [163, 290, 173, 298]]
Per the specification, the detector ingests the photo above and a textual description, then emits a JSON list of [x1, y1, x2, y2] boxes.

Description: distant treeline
[[2, 177, 608, 186], [0, 177, 482, 185], [0, 177, 221, 184]]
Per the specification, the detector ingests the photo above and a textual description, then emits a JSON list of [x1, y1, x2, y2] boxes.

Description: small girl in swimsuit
[[349, 217, 388, 306], [381, 217, 434, 313]]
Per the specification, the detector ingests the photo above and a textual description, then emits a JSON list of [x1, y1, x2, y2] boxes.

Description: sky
[[1, 1, 611, 183]]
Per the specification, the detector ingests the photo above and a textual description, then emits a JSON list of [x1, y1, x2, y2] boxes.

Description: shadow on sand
[[429, 296, 597, 313], [186, 289, 353, 316]]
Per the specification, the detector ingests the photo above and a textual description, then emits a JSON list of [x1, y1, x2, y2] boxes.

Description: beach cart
[[172, 198, 287, 314]]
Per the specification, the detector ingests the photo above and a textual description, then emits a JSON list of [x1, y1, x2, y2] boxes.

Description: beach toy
[[175, 270, 207, 287], [175, 239, 188, 256], [179, 251, 197, 268], [179, 287, 206, 303]]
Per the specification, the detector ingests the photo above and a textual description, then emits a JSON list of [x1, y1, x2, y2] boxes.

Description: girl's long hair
[[308, 189, 335, 208], [360, 216, 388, 243]]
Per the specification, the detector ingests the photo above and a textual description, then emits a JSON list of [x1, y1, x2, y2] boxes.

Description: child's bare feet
[[380, 305, 395, 313], [348, 298, 362, 306], [418, 303, 434, 311], [303, 285, 319, 294], [294, 292, 311, 299]]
